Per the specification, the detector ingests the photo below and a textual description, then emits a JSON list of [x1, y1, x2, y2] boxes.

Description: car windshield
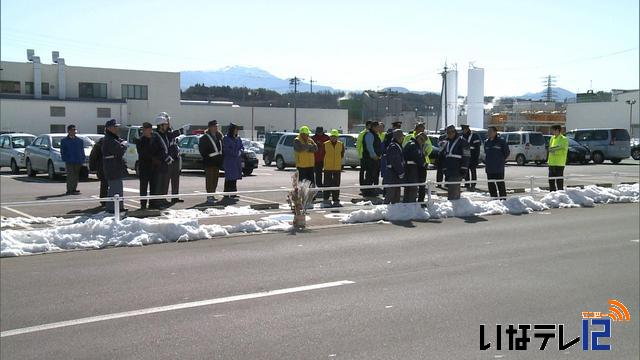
[[11, 136, 35, 148], [529, 133, 545, 146]]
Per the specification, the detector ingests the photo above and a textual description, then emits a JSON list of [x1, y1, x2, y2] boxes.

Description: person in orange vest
[[322, 129, 345, 207]]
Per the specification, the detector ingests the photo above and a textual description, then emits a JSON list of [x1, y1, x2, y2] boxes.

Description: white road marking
[[0, 280, 355, 338], [631, 239, 639, 243], [122, 187, 139, 193], [1, 206, 35, 219], [238, 194, 277, 204]]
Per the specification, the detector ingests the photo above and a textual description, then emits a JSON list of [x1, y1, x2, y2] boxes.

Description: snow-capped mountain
[[180, 66, 335, 93]]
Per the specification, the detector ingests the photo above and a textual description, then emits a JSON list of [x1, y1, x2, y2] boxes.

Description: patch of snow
[[1, 216, 291, 257], [1, 215, 76, 229], [162, 206, 262, 218], [261, 214, 310, 222]]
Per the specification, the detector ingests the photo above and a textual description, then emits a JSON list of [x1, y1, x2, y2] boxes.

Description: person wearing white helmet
[[151, 113, 189, 207]]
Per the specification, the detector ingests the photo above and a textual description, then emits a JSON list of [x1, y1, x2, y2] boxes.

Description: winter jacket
[[151, 132, 173, 174], [547, 134, 569, 166], [223, 134, 244, 181], [356, 129, 367, 159], [382, 140, 405, 184], [89, 138, 104, 179], [199, 130, 224, 168], [60, 136, 86, 165], [312, 133, 330, 163], [101, 131, 128, 181], [403, 131, 434, 164], [323, 140, 345, 171], [155, 129, 181, 161], [462, 131, 482, 165], [484, 136, 510, 174], [363, 130, 382, 160], [135, 135, 154, 171], [293, 135, 317, 168], [438, 134, 470, 179]]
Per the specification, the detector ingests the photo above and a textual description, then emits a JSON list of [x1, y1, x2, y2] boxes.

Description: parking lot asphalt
[[1, 159, 638, 221]]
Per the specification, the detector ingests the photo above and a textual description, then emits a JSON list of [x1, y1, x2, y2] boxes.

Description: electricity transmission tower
[[542, 75, 557, 102]]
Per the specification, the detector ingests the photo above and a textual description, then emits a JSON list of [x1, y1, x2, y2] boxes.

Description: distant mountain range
[[180, 66, 576, 100], [180, 66, 335, 93], [520, 87, 575, 101]]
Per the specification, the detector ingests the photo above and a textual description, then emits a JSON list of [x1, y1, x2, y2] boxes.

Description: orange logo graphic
[[582, 299, 631, 322]]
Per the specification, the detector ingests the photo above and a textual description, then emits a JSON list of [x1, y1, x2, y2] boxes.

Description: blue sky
[[1, 0, 638, 96]]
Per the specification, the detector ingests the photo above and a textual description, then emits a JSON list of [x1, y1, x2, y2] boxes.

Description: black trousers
[[465, 163, 478, 189], [314, 162, 324, 188], [359, 158, 366, 185], [417, 169, 427, 203], [403, 165, 419, 203], [297, 167, 315, 186], [487, 172, 507, 199], [362, 157, 380, 197], [139, 165, 153, 207], [98, 175, 108, 206], [436, 166, 444, 186], [548, 166, 565, 192], [446, 174, 462, 200], [152, 171, 170, 207], [323, 171, 341, 202], [223, 180, 238, 194]]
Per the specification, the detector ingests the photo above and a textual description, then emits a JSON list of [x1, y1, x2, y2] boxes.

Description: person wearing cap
[[461, 124, 481, 191], [356, 121, 373, 187], [383, 120, 403, 148], [89, 133, 108, 207], [153, 113, 185, 204], [101, 119, 128, 214], [322, 129, 345, 206], [362, 121, 383, 197], [135, 122, 155, 209], [222, 123, 244, 199], [312, 126, 330, 191], [484, 126, 510, 199], [403, 122, 432, 202], [438, 125, 470, 200], [199, 120, 223, 204], [547, 124, 569, 191], [293, 125, 318, 185], [382, 129, 405, 204], [60, 124, 85, 195], [403, 132, 429, 203]]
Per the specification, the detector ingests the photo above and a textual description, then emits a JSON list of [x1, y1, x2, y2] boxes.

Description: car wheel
[[26, 159, 36, 177], [264, 155, 272, 166], [632, 148, 640, 160], [610, 158, 621, 164], [243, 168, 254, 176], [10, 159, 19, 174], [592, 152, 604, 164], [516, 154, 526, 166], [275, 155, 285, 170], [535, 161, 543, 166], [47, 161, 56, 180]]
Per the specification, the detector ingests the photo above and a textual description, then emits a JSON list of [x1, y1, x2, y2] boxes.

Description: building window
[[50, 106, 66, 117], [121, 84, 148, 100], [25, 82, 50, 95], [97, 107, 111, 118], [96, 125, 105, 134], [79, 82, 107, 99], [50, 124, 66, 133], [0, 81, 20, 94]]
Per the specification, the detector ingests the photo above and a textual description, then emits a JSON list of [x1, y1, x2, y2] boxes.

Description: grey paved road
[[1, 203, 638, 359]]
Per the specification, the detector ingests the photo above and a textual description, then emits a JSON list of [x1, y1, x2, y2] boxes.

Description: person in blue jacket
[[222, 123, 244, 199], [483, 126, 510, 199], [403, 132, 428, 203], [383, 129, 405, 204], [60, 124, 86, 195]]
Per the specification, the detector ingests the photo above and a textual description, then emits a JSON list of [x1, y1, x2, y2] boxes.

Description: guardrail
[[1, 172, 638, 223]]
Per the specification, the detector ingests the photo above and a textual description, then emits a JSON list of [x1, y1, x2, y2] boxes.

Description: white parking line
[[1, 206, 35, 219], [0, 280, 355, 338], [122, 187, 139, 193]]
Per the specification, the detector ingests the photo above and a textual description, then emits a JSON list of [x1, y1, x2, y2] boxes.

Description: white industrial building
[[566, 89, 639, 138], [0, 51, 347, 137]]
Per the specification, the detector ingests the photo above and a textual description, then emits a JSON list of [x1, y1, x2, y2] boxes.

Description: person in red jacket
[[311, 126, 330, 191]]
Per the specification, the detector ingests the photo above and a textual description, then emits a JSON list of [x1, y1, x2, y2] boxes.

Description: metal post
[[529, 176, 535, 193], [426, 180, 433, 206], [113, 195, 120, 222]]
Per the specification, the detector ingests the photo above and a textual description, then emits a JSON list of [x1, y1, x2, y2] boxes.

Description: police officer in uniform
[[439, 125, 470, 200], [403, 132, 428, 203], [461, 124, 481, 191], [383, 129, 405, 204]]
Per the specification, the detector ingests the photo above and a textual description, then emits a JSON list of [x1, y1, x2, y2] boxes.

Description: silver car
[[24, 133, 93, 180], [0, 133, 37, 174]]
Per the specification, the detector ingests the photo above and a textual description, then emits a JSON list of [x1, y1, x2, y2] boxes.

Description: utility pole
[[626, 99, 636, 138], [310, 77, 317, 93], [289, 77, 301, 130]]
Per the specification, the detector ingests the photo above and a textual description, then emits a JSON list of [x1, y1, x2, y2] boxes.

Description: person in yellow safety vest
[[322, 129, 345, 207], [403, 122, 433, 164], [356, 120, 373, 186], [547, 124, 569, 192], [294, 125, 318, 186]]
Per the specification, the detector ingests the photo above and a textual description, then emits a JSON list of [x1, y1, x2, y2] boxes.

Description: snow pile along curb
[[342, 184, 639, 223], [1, 216, 292, 257]]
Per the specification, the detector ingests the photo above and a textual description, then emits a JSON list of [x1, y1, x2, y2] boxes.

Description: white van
[[500, 131, 547, 165]]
